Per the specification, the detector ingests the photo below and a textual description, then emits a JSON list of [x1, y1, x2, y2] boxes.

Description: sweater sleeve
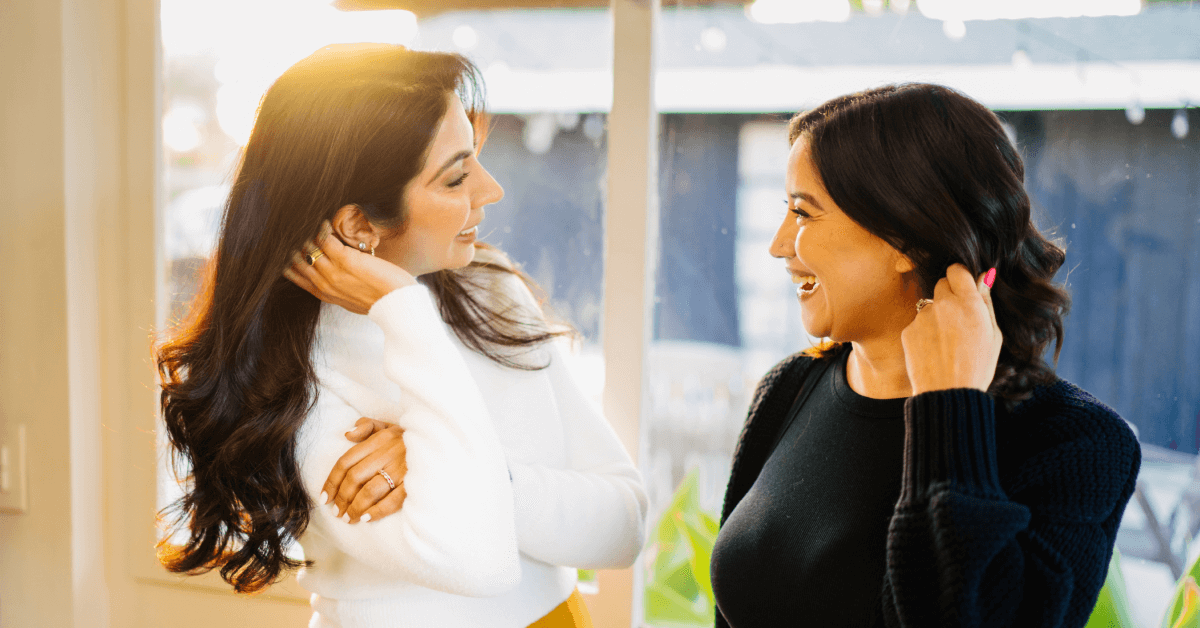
[[507, 339, 649, 569], [882, 388, 1140, 628], [475, 269, 647, 570], [299, 286, 520, 597]]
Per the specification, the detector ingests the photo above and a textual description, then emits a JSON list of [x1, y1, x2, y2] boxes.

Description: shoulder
[[751, 342, 844, 400], [1004, 379, 1141, 520], [745, 344, 844, 424], [1011, 379, 1139, 457]]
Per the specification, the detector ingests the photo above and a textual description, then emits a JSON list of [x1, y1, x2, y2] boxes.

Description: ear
[[330, 205, 380, 251], [893, 251, 916, 274]]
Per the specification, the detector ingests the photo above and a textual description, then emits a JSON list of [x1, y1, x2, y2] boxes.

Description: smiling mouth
[[792, 274, 819, 295], [457, 226, 478, 237]]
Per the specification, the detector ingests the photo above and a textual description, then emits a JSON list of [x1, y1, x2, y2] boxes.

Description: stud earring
[[358, 242, 367, 251]]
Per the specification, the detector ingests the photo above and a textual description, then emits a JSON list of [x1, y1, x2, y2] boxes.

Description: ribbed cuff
[[899, 389, 1006, 505]]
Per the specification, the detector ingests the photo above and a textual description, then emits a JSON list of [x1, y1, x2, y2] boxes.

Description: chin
[[448, 246, 476, 269], [800, 307, 832, 340]]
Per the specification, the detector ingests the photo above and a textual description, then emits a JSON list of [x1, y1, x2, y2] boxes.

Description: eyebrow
[[429, 149, 473, 183], [788, 191, 826, 212]]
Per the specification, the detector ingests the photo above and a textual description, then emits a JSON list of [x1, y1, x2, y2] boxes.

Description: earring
[[358, 242, 367, 251]]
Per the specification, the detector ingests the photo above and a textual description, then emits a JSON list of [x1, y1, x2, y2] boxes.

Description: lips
[[457, 226, 478, 237], [788, 268, 820, 296]]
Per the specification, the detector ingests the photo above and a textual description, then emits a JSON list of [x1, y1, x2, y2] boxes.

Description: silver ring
[[916, 298, 934, 313], [377, 469, 396, 491]]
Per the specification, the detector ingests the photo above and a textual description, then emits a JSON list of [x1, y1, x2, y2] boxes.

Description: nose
[[473, 164, 504, 208], [769, 214, 797, 259]]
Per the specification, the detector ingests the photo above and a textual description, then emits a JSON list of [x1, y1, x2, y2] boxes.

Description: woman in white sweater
[[157, 43, 647, 628]]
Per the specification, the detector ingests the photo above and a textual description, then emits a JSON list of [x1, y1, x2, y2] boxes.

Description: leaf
[[644, 468, 719, 628], [645, 580, 713, 627], [1164, 548, 1200, 628], [680, 512, 718, 607], [1084, 549, 1136, 628]]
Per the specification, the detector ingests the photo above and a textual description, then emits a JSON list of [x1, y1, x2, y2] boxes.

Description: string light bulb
[[1125, 100, 1146, 125], [1172, 108, 1190, 140]]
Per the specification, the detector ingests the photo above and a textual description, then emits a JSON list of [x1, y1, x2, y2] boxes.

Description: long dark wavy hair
[[156, 44, 567, 594], [789, 83, 1070, 407]]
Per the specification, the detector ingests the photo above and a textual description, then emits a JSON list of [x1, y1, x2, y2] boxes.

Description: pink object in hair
[[984, 267, 997, 289]]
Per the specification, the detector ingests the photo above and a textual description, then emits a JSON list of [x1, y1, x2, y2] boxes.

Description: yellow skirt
[[527, 590, 593, 628]]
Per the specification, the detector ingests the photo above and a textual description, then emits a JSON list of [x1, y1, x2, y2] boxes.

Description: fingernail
[[984, 267, 997, 288], [320, 491, 328, 504], [361, 513, 372, 523], [329, 503, 339, 516], [341, 513, 350, 523]]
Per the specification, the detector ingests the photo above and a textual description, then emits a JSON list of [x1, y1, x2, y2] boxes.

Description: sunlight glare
[[164, 0, 417, 145]]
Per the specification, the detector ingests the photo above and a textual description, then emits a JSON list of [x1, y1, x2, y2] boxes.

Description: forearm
[[510, 461, 646, 568], [882, 389, 1118, 628]]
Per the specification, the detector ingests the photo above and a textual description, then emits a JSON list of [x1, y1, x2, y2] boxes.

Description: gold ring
[[916, 298, 934, 313], [305, 248, 325, 265], [377, 469, 396, 491]]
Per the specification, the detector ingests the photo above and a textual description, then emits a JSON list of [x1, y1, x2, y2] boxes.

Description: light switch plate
[[0, 423, 28, 514]]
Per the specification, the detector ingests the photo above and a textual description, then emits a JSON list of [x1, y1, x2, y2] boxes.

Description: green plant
[[1162, 546, 1200, 628], [644, 468, 719, 628], [1084, 549, 1136, 628]]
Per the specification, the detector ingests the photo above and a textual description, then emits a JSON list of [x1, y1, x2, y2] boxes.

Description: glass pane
[[646, 3, 1199, 626]]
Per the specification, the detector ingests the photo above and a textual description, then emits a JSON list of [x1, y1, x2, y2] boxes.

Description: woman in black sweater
[[709, 84, 1141, 627]]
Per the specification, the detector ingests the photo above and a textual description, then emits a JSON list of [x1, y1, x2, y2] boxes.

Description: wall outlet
[[0, 423, 28, 514]]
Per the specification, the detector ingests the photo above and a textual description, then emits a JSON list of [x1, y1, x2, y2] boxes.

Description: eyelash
[[785, 201, 811, 220], [449, 172, 470, 188]]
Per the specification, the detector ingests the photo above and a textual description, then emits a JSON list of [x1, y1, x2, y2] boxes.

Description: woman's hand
[[284, 220, 416, 315], [321, 417, 408, 523], [901, 264, 1003, 395]]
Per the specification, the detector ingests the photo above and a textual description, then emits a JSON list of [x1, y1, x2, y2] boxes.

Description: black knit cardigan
[[714, 351, 1141, 628]]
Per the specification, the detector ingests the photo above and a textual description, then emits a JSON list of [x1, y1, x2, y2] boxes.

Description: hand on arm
[[321, 417, 408, 523]]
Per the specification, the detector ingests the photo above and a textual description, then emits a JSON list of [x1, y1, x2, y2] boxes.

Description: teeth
[[458, 226, 477, 237], [791, 274, 818, 289]]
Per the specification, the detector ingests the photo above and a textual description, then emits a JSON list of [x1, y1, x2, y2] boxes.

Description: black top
[[712, 346, 906, 626], [711, 345, 1141, 628]]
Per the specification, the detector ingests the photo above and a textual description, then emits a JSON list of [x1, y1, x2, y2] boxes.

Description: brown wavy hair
[[789, 83, 1070, 407], [156, 44, 567, 594]]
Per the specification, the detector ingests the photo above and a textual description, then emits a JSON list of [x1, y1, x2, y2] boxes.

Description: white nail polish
[[320, 491, 328, 504], [341, 513, 350, 523], [361, 513, 372, 523]]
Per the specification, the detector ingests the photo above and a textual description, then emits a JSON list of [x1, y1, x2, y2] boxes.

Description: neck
[[846, 334, 912, 400]]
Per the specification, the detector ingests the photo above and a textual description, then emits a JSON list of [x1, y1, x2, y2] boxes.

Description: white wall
[[0, 0, 312, 625]]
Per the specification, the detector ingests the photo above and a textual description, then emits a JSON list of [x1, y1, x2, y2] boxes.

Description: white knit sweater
[[294, 264, 648, 628]]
